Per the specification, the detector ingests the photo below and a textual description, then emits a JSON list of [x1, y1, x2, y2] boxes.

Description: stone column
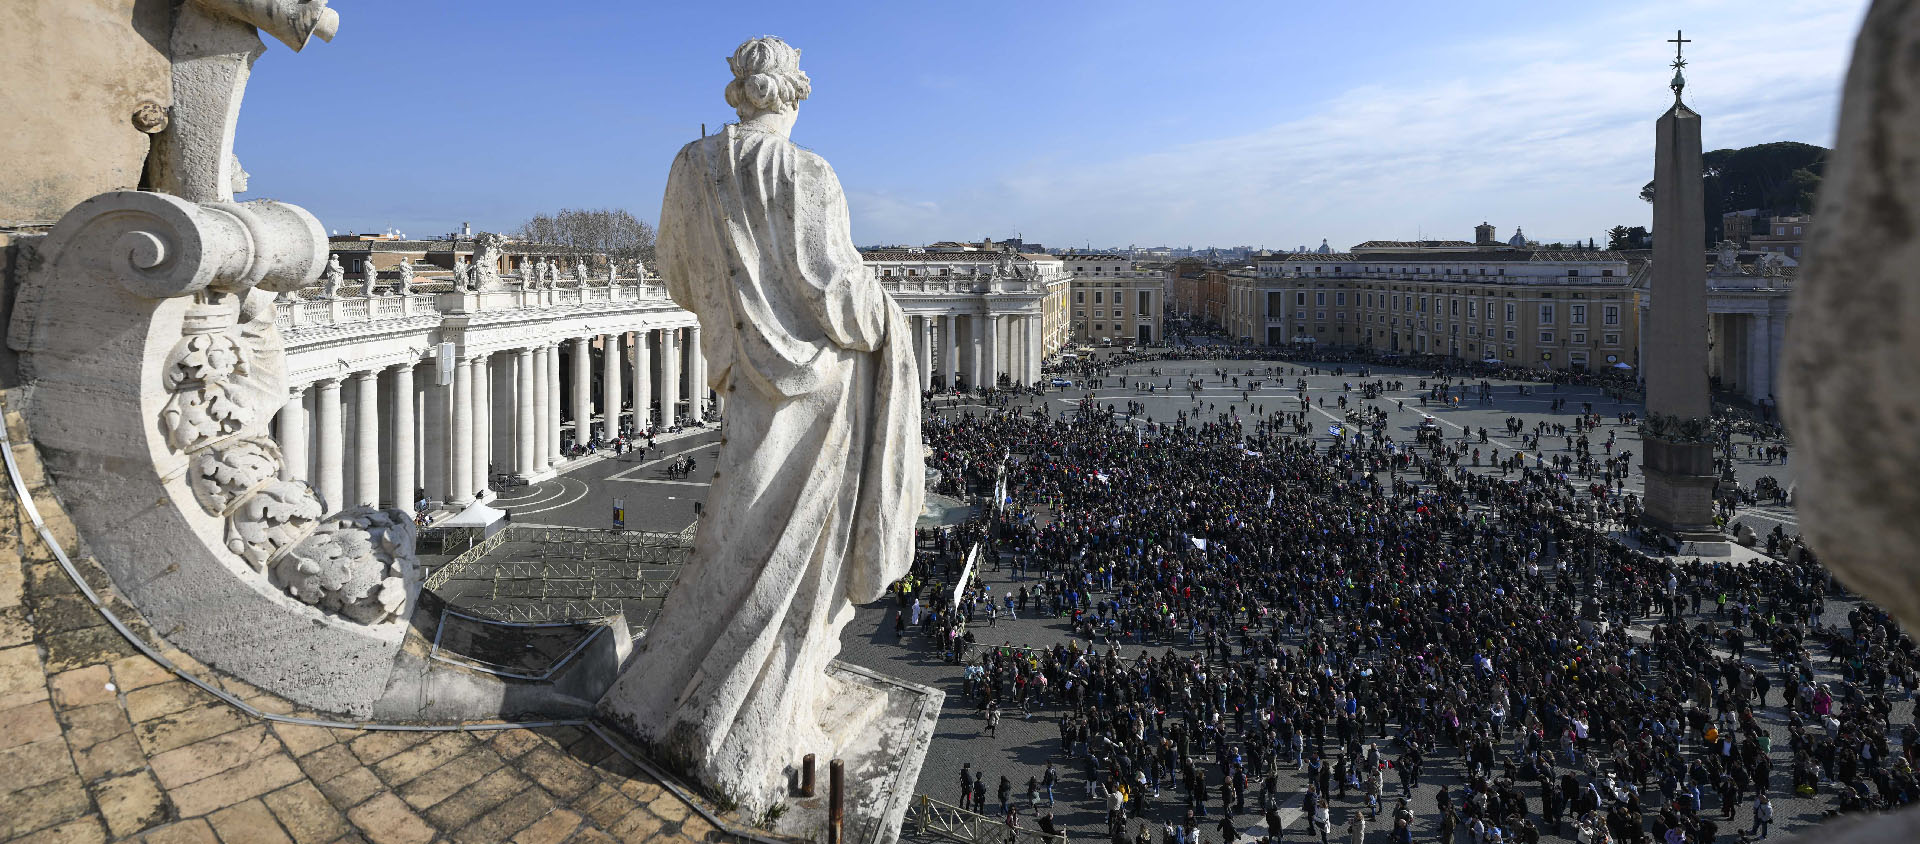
[[942, 314, 958, 390], [633, 330, 652, 434], [515, 348, 536, 477], [314, 378, 343, 512], [659, 328, 680, 429], [916, 316, 933, 390], [572, 337, 591, 447], [424, 365, 447, 505], [389, 363, 415, 512], [982, 314, 1000, 388], [687, 326, 705, 418], [533, 344, 551, 471], [451, 359, 474, 506], [603, 332, 623, 440], [471, 355, 491, 497], [547, 342, 562, 465], [279, 386, 308, 482], [1749, 313, 1774, 404]]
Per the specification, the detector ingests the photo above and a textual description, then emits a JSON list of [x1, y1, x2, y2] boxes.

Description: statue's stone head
[[725, 36, 810, 119]]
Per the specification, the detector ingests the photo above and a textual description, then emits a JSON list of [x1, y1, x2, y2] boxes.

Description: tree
[[1639, 141, 1828, 245], [513, 208, 656, 266], [1606, 226, 1650, 250]]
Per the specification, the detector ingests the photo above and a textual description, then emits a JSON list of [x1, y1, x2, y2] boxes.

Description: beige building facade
[[1227, 249, 1640, 371], [1070, 272, 1163, 345]]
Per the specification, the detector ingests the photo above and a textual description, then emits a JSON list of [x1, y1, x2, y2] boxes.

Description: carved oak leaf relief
[[189, 437, 283, 515]]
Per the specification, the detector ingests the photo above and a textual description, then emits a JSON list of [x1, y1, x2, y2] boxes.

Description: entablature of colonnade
[[278, 284, 700, 383]]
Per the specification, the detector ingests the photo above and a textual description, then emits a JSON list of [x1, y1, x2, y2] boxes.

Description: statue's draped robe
[[601, 125, 923, 793]]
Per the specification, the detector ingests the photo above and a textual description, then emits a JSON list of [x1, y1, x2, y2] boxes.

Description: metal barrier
[[911, 795, 1064, 844], [422, 525, 511, 590]]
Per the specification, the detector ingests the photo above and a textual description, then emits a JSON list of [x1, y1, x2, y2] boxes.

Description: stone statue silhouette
[[599, 35, 924, 807]]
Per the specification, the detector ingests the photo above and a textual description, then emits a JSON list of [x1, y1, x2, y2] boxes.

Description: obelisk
[[1641, 31, 1721, 542]]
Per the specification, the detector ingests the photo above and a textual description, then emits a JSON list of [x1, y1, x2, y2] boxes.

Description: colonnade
[[905, 311, 1043, 390], [275, 325, 710, 514]]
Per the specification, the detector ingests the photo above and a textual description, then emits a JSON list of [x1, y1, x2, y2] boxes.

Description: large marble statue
[[573, 259, 588, 286], [600, 35, 925, 804], [395, 260, 414, 296], [361, 258, 379, 293]]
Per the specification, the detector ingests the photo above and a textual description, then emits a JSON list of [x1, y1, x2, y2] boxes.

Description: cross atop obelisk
[[1669, 29, 1691, 102]]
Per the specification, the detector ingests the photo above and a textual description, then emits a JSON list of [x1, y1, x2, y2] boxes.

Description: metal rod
[[829, 759, 845, 844], [802, 753, 816, 797]]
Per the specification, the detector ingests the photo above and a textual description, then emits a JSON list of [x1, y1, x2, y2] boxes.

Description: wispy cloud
[[846, 0, 1866, 249]]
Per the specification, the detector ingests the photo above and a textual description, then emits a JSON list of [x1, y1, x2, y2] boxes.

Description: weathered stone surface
[[167, 751, 303, 817], [368, 730, 472, 785], [130, 818, 219, 844], [61, 702, 133, 751], [0, 0, 173, 223], [260, 781, 350, 844], [345, 793, 437, 844], [148, 724, 279, 790], [271, 722, 337, 757], [394, 747, 504, 811], [13, 816, 107, 844], [3, 736, 80, 790], [94, 770, 169, 838], [0, 776, 94, 839], [516, 743, 597, 800], [0, 699, 61, 750], [74, 732, 147, 780], [422, 766, 530, 830], [49, 664, 116, 708], [454, 787, 557, 844], [1783, 0, 1920, 634], [208, 798, 295, 844], [133, 701, 249, 755], [509, 808, 583, 844]]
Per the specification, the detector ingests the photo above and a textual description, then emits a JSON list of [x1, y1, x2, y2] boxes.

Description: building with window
[[859, 248, 1069, 388], [1063, 255, 1162, 346], [1749, 213, 1811, 259], [1224, 227, 1640, 371]]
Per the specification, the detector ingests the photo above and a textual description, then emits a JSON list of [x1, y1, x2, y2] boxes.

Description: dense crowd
[[897, 378, 1914, 844]]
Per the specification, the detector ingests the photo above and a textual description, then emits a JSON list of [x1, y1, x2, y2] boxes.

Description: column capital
[[353, 369, 378, 383], [288, 383, 308, 399], [389, 360, 414, 373]]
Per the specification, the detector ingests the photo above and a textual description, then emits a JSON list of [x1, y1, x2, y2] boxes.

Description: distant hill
[[1641, 140, 1827, 245]]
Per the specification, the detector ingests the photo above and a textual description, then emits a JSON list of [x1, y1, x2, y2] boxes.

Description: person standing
[[1750, 793, 1772, 839]]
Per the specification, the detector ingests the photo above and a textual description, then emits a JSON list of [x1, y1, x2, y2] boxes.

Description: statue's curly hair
[[725, 36, 811, 118]]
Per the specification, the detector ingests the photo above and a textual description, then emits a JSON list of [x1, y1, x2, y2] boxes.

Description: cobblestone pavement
[[0, 414, 739, 844]]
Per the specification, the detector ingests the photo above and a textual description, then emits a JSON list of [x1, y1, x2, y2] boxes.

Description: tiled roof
[[861, 250, 1002, 262], [1353, 250, 1628, 263], [1350, 240, 1477, 249], [1262, 253, 1360, 262]]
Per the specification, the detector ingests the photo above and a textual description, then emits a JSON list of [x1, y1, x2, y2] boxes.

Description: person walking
[[1750, 793, 1772, 839]]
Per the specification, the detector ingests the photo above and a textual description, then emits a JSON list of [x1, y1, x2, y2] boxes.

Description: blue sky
[[239, 0, 1869, 250]]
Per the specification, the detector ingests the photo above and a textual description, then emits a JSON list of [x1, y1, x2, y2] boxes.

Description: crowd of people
[[894, 360, 1913, 844]]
